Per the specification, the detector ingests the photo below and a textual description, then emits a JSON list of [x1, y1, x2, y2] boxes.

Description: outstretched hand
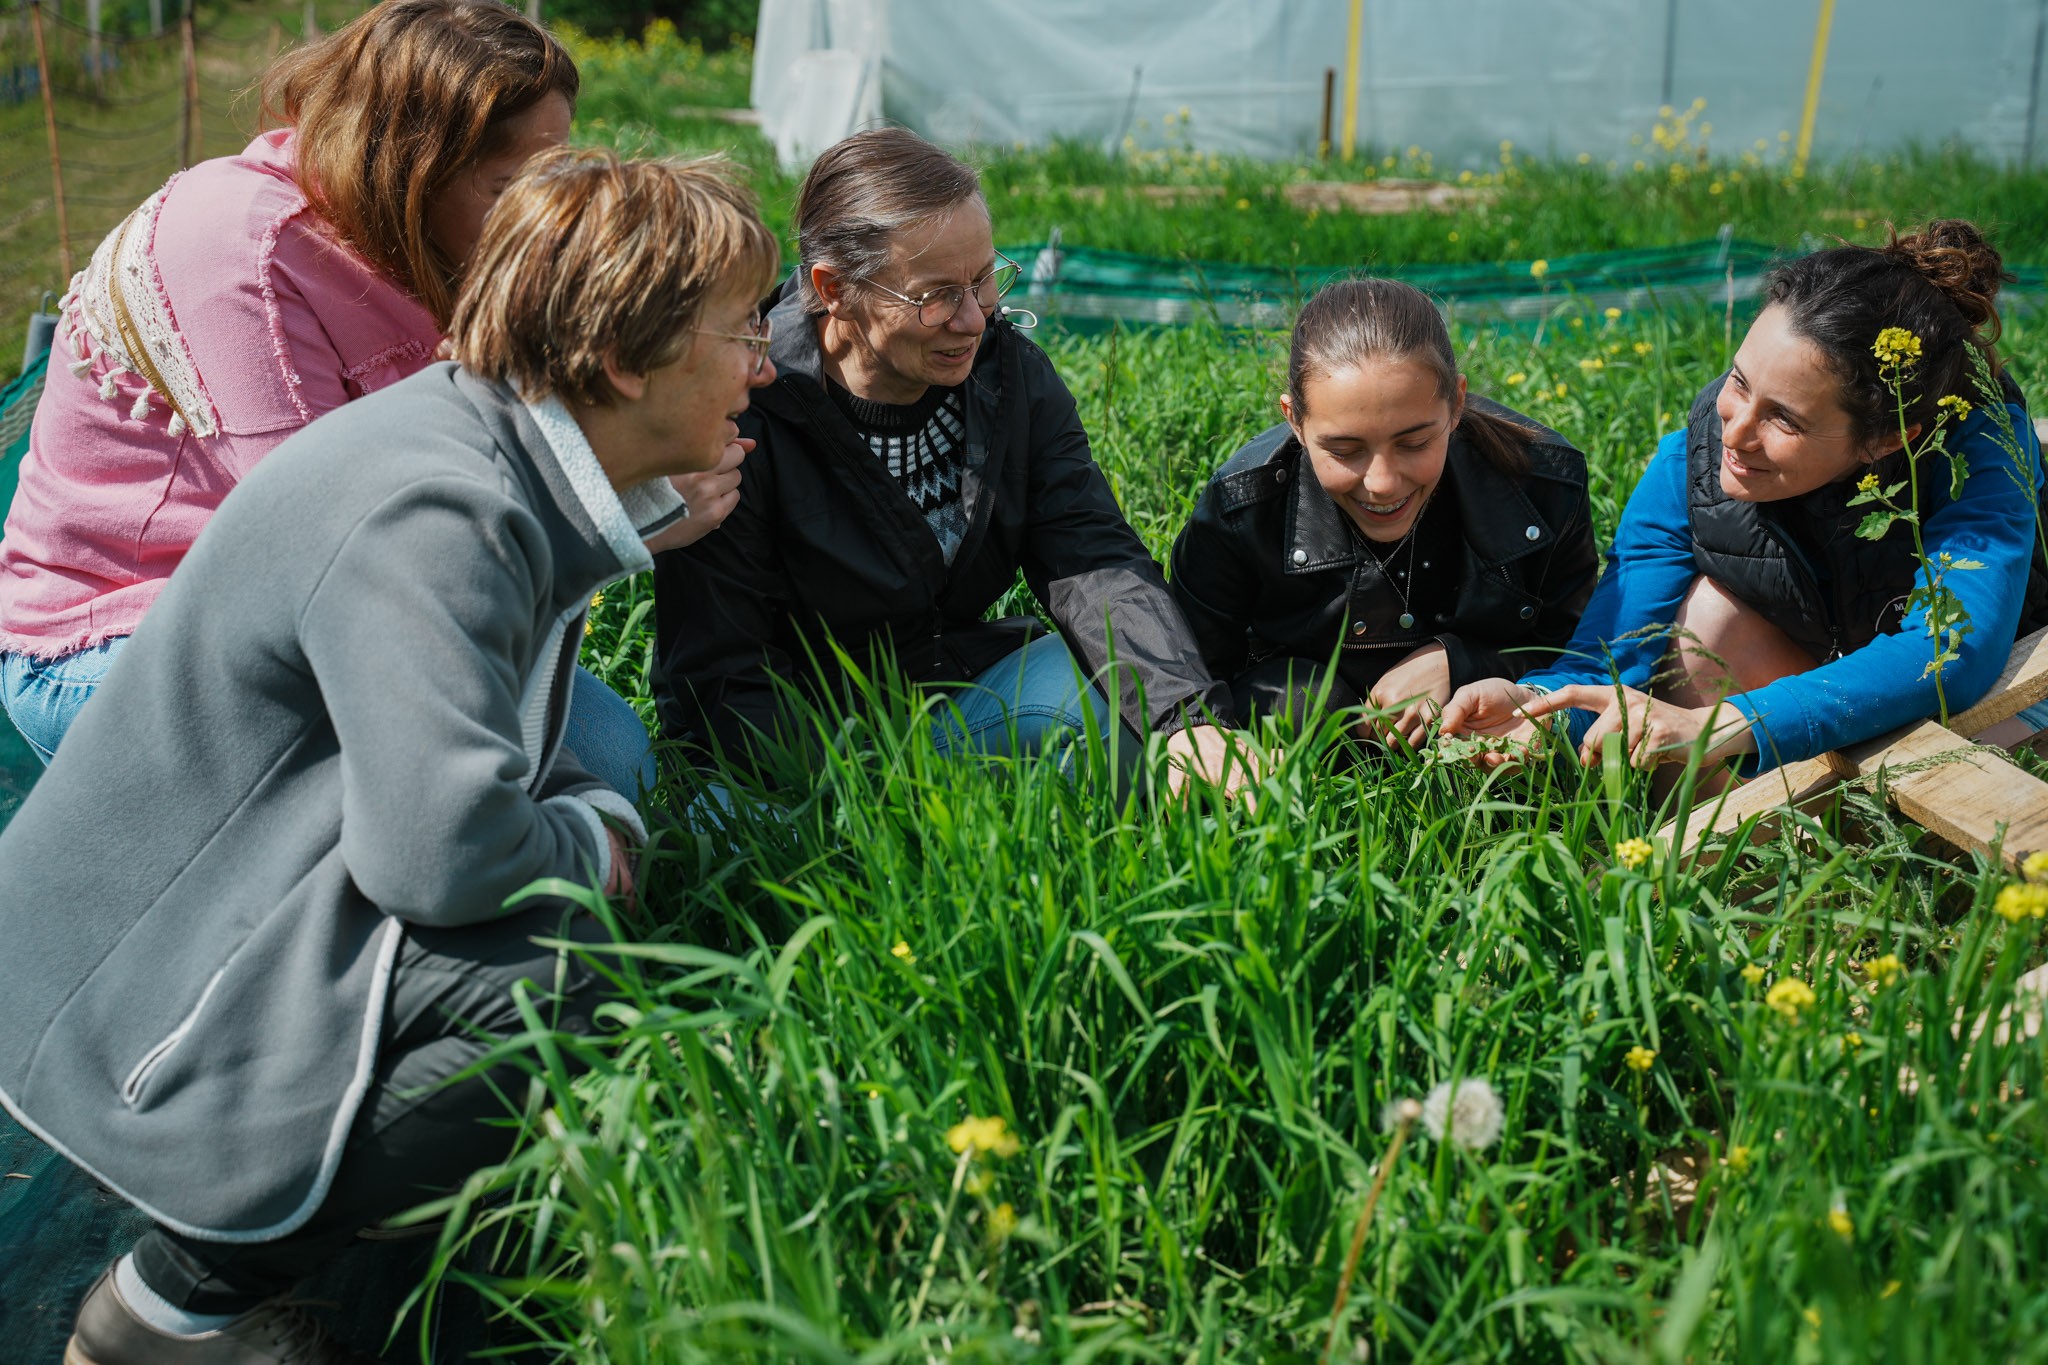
[[1437, 678, 1548, 767], [1515, 682, 1754, 770], [1365, 643, 1452, 750], [644, 437, 750, 555]]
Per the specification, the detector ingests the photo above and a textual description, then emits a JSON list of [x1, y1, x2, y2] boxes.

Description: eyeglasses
[[868, 252, 1023, 328], [697, 313, 774, 375]]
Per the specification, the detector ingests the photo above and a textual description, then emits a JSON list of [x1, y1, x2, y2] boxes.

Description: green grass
[[406, 300, 2048, 1364]]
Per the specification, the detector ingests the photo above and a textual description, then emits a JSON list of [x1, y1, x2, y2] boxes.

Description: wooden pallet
[[1658, 623, 2048, 867]]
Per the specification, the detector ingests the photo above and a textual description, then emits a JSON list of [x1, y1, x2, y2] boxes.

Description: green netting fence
[[1004, 234, 2048, 333]]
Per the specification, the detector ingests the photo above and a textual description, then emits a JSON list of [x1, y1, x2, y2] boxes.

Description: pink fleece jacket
[[0, 129, 441, 657]]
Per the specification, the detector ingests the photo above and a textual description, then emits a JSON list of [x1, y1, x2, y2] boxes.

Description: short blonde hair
[[450, 146, 780, 407], [262, 0, 578, 328]]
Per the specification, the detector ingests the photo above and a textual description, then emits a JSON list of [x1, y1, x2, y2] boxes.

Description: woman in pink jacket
[[0, 0, 705, 796]]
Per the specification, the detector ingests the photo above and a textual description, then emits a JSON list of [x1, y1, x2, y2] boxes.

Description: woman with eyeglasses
[[654, 127, 1245, 796]]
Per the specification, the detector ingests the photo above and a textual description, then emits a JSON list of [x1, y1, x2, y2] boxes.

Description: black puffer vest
[[1686, 373, 2048, 661]]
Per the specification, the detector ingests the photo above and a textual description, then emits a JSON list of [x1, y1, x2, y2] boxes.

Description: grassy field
[[396, 27, 2048, 1364], [12, 15, 2048, 1362]]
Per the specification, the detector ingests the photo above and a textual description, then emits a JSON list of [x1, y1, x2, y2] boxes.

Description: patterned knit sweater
[[826, 379, 969, 564]]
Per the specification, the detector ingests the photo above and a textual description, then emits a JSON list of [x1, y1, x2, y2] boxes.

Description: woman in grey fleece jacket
[[0, 147, 781, 1364]]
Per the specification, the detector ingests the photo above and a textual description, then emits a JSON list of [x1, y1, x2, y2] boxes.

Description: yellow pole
[[1793, 0, 1836, 178], [1340, 0, 1364, 162]]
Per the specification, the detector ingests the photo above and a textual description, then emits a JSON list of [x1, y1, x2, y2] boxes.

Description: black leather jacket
[[1168, 403, 1598, 712], [653, 278, 1229, 769]]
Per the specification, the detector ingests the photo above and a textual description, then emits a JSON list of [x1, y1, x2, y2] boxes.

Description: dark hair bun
[[1886, 219, 2012, 333]]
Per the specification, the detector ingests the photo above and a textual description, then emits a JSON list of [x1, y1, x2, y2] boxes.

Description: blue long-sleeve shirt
[[1520, 400, 2043, 772]]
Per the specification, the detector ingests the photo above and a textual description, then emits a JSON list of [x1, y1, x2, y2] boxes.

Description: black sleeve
[[1013, 345, 1233, 735], [651, 425, 803, 775], [1166, 483, 1260, 690], [1438, 473, 1600, 688]]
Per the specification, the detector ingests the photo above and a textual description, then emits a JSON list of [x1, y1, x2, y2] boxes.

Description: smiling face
[[424, 92, 574, 271], [1716, 303, 1901, 502], [1284, 358, 1465, 543], [818, 199, 996, 404]]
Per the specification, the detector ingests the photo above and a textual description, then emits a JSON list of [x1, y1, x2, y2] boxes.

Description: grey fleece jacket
[[0, 363, 671, 1241]]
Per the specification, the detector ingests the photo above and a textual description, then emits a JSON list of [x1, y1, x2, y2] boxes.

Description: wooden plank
[[1859, 722, 2048, 867], [1660, 622, 2048, 860]]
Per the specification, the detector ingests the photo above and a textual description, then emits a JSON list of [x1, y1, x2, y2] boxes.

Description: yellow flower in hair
[[1872, 327, 1922, 368], [1937, 394, 1973, 420]]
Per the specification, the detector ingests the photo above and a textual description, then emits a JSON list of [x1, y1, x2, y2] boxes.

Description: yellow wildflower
[[1625, 1045, 1656, 1073], [1937, 394, 1973, 420], [1505, 372, 1527, 386], [964, 1167, 995, 1196], [1633, 341, 1653, 356], [1614, 837, 1653, 871], [1803, 1308, 1822, 1329], [946, 1115, 1021, 1159], [988, 1201, 1019, 1241], [2020, 850, 2048, 883], [1872, 327, 1922, 369], [1766, 977, 1816, 1021], [1994, 882, 2048, 922], [1856, 472, 1881, 496], [1234, 197, 1250, 210], [589, 591, 605, 610], [1861, 953, 1903, 988], [1553, 383, 1568, 398], [1826, 1205, 1854, 1240], [1740, 963, 1766, 987], [1725, 1144, 1753, 1173], [1882, 1280, 1902, 1299], [891, 939, 916, 964], [1843, 1031, 1863, 1050], [1579, 356, 1605, 372], [1604, 306, 1622, 321], [1529, 259, 1550, 280]]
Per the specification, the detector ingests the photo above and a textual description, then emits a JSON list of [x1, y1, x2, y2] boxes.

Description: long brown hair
[[260, 0, 577, 327], [1287, 277, 1533, 477]]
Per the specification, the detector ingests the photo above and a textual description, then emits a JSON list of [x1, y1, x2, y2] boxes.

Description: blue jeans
[[930, 633, 1140, 779], [1, 639, 653, 799]]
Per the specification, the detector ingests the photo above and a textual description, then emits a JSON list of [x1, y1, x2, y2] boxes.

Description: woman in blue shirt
[[1441, 220, 2046, 775]]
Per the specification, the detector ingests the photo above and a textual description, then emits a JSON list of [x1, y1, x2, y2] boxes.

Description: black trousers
[[130, 904, 611, 1314]]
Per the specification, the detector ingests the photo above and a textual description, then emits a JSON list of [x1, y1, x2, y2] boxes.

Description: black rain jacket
[[653, 278, 1229, 771], [1168, 401, 1598, 713]]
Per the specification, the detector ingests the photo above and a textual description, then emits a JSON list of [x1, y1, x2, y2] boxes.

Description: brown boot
[[64, 1267, 384, 1365]]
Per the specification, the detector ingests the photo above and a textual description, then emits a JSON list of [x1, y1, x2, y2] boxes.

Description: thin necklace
[[1352, 502, 1428, 631]]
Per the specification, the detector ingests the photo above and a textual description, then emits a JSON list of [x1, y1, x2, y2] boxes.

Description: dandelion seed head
[[1421, 1078, 1504, 1150]]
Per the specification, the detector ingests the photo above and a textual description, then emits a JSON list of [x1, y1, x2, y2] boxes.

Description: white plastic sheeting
[[752, 0, 2048, 169]]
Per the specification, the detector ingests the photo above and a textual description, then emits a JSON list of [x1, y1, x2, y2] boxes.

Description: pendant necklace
[[1355, 502, 1428, 631]]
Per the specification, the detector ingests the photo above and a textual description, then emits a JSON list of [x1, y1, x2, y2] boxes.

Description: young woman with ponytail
[[1441, 220, 2048, 775], [1168, 277, 1599, 747]]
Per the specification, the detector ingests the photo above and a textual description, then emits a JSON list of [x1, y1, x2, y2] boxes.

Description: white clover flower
[[1420, 1078, 1504, 1150]]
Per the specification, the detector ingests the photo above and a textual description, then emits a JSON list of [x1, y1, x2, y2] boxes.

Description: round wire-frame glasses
[[868, 251, 1023, 327]]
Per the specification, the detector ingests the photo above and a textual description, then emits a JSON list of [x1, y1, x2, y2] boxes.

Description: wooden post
[[1339, 0, 1363, 161], [29, 1, 73, 282], [179, 7, 198, 167], [1792, 0, 1835, 178], [1319, 68, 1335, 161]]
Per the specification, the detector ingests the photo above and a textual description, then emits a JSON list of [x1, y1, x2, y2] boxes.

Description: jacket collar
[[1278, 425, 1560, 574]]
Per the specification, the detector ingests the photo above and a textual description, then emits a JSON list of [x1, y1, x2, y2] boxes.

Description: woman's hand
[[1516, 683, 1756, 770], [644, 438, 749, 554], [604, 825, 637, 909], [1164, 723, 1262, 801], [1366, 642, 1452, 749], [1436, 678, 1548, 767]]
